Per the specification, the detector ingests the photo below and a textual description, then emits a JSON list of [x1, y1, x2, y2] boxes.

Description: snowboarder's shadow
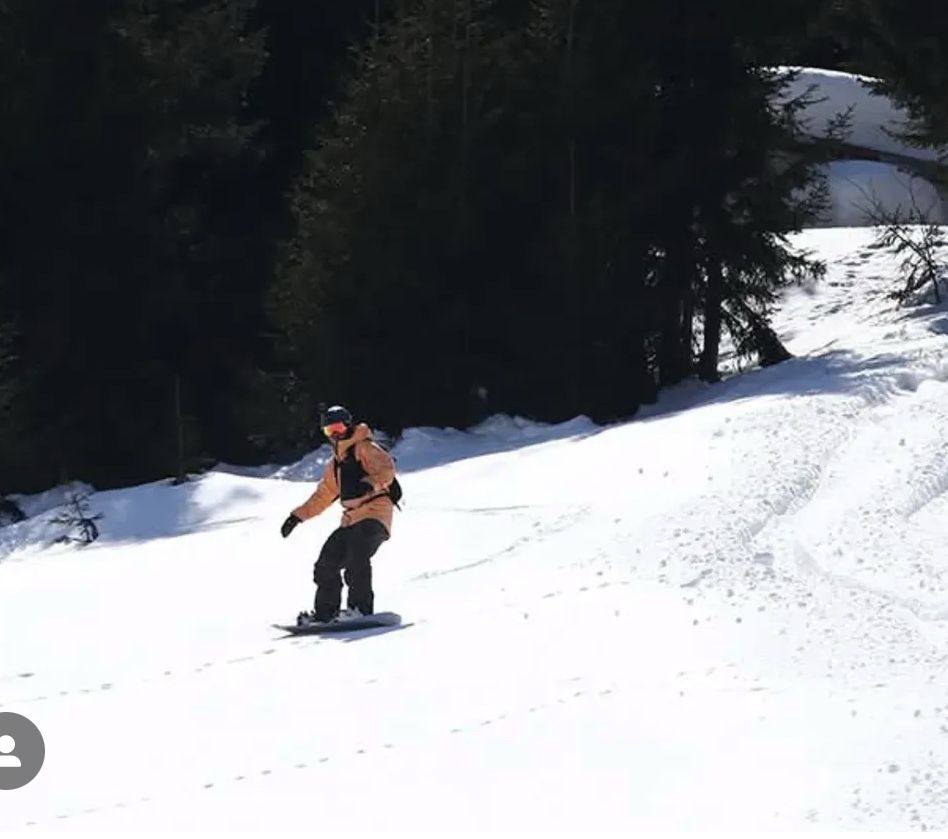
[[276, 622, 414, 642], [338, 622, 414, 643]]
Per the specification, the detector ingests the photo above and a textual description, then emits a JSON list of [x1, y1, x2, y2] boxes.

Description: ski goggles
[[322, 421, 348, 438]]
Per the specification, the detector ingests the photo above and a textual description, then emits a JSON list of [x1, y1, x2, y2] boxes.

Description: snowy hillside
[[3, 227, 948, 830], [784, 67, 945, 164], [781, 67, 948, 227]]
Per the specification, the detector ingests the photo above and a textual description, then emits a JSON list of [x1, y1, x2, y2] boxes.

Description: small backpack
[[348, 435, 401, 510], [387, 475, 403, 508], [372, 438, 403, 509]]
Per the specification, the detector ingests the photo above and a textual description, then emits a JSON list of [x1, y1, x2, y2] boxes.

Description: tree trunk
[[565, 0, 579, 217], [699, 259, 723, 382], [174, 373, 185, 484], [462, 1, 471, 129], [681, 269, 695, 372], [426, 1, 435, 140], [659, 231, 699, 386], [658, 242, 688, 387], [731, 299, 793, 367], [752, 319, 793, 367]]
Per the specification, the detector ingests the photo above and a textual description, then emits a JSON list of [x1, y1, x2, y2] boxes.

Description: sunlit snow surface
[[779, 67, 948, 227], [781, 68, 944, 163], [2, 228, 948, 830]]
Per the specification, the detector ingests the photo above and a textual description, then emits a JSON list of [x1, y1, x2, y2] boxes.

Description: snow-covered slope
[[783, 67, 945, 164], [2, 228, 948, 831], [780, 68, 948, 227], [821, 159, 944, 227]]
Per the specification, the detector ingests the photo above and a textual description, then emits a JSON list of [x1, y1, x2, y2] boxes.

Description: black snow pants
[[313, 519, 389, 620]]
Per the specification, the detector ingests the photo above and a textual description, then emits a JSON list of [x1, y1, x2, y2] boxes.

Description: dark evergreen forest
[[0, 0, 945, 492]]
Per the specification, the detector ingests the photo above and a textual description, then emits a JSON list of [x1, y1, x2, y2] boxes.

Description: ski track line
[[1, 506, 595, 698], [12, 664, 804, 831], [0, 637, 332, 710], [0, 575, 638, 710], [733, 365, 948, 626], [647, 406, 851, 601], [717, 354, 948, 606], [12, 675, 626, 829], [411, 504, 535, 514], [902, 441, 948, 521], [410, 506, 592, 581], [18, 666, 942, 831], [792, 539, 948, 624]]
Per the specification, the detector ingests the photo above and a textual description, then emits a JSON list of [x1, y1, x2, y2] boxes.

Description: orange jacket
[[292, 423, 396, 535]]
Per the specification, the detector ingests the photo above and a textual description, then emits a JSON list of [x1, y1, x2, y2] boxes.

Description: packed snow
[[2, 227, 948, 830]]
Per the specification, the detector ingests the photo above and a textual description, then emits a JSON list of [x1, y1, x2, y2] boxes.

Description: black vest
[[335, 444, 369, 501]]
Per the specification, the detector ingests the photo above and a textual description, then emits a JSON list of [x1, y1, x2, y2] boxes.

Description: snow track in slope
[[3, 227, 948, 830]]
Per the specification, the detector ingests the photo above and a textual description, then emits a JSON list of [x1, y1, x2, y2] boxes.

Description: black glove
[[281, 513, 301, 539]]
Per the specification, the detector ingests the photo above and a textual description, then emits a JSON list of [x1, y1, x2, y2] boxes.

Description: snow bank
[[215, 414, 598, 482], [815, 159, 946, 226], [773, 68, 948, 227], [391, 414, 597, 472], [0, 474, 277, 561], [779, 66, 946, 163], [2, 415, 598, 560], [8, 481, 96, 520], [216, 443, 349, 481]]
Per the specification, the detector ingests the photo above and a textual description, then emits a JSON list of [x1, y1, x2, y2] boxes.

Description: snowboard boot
[[297, 610, 333, 627]]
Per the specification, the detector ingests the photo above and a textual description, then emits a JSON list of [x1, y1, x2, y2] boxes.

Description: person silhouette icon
[[0, 734, 22, 768]]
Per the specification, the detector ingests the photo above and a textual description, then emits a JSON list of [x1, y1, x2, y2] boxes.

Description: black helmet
[[321, 404, 352, 426], [320, 404, 353, 439]]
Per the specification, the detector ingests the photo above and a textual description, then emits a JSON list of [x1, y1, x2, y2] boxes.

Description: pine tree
[[0, 0, 267, 489], [0, 315, 20, 483], [276, 0, 827, 435], [112, 0, 269, 473], [840, 0, 948, 156], [524, 0, 826, 387], [691, 62, 829, 379], [275, 0, 509, 430]]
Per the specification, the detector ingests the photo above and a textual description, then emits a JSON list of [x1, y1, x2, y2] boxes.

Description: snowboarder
[[280, 405, 397, 625]]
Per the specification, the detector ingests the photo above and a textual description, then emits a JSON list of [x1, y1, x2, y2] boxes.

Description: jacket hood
[[335, 423, 372, 456]]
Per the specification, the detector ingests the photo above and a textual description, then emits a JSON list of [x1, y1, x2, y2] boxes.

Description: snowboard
[[272, 611, 402, 636]]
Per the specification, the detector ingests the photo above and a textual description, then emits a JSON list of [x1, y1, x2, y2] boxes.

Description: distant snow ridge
[[392, 414, 596, 472], [820, 159, 944, 227], [780, 67, 945, 164], [8, 481, 96, 520], [0, 482, 98, 559], [776, 67, 948, 227], [215, 414, 598, 481]]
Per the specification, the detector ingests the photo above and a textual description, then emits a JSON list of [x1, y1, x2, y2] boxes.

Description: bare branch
[[50, 492, 103, 546], [849, 174, 946, 305]]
